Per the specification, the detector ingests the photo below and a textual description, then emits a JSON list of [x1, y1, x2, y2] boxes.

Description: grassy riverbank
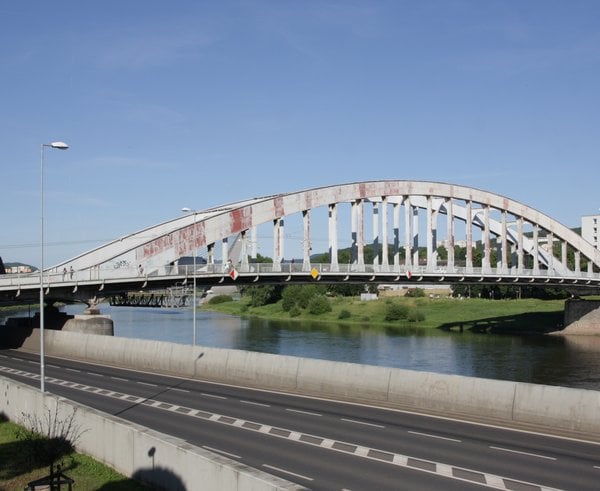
[[201, 294, 566, 333], [0, 416, 151, 490]]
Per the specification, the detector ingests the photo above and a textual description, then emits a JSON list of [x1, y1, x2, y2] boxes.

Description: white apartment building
[[581, 214, 600, 249]]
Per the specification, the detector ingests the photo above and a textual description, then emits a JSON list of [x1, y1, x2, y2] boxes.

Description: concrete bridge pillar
[[446, 198, 454, 271], [500, 210, 508, 273], [356, 199, 365, 270], [381, 197, 389, 271], [412, 204, 419, 268], [328, 203, 339, 272], [466, 200, 473, 272], [403, 198, 411, 270], [302, 210, 311, 271], [372, 202, 380, 269], [559, 299, 600, 335], [517, 217, 524, 273], [533, 224, 540, 274]]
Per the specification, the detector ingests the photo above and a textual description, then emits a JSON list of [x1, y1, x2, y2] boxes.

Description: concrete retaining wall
[[0, 376, 306, 491], [18, 329, 600, 440], [562, 299, 600, 335]]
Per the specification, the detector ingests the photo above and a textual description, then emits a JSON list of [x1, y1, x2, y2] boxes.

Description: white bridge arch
[[2, 180, 600, 301]]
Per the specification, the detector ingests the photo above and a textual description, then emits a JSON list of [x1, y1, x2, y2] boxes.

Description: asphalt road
[[1, 349, 598, 490]]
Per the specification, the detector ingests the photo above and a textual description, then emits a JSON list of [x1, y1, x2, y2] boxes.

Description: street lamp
[[40, 141, 69, 393], [181, 207, 197, 346]]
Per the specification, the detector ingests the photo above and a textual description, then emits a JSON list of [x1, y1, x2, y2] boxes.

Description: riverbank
[[201, 295, 566, 334]]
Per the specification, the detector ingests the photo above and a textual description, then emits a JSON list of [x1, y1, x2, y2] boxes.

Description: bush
[[289, 306, 302, 317], [281, 285, 302, 311], [384, 303, 409, 321], [244, 285, 282, 307], [307, 295, 332, 315], [207, 294, 233, 305], [405, 288, 425, 298], [407, 308, 425, 322], [338, 309, 351, 320], [298, 285, 327, 309]]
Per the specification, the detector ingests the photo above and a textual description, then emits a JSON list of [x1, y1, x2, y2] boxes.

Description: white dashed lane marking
[[490, 446, 556, 461], [0, 364, 565, 491], [285, 408, 322, 417], [408, 430, 462, 443], [341, 418, 385, 429], [262, 464, 314, 482]]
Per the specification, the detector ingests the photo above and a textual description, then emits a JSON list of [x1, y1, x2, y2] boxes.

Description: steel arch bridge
[[2, 180, 600, 304]]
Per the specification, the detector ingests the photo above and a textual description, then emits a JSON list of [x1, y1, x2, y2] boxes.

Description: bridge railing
[[2, 261, 600, 292]]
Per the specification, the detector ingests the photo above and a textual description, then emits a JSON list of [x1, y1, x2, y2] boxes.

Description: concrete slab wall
[[17, 329, 600, 440], [0, 376, 306, 491], [562, 299, 600, 335]]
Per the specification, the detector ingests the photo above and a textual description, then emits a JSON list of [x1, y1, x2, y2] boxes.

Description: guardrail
[[1, 262, 599, 292]]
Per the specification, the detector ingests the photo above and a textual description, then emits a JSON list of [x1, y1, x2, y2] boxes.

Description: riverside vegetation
[[201, 284, 567, 334]]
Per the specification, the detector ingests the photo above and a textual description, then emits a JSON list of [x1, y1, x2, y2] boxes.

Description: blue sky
[[1, 1, 599, 267]]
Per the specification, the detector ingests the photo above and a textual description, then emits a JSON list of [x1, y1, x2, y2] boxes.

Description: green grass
[[202, 295, 566, 333], [0, 416, 152, 491]]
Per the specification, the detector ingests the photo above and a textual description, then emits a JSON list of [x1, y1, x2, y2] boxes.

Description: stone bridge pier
[[560, 299, 600, 335]]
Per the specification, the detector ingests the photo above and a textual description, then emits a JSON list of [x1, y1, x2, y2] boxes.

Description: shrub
[[407, 308, 425, 322], [384, 303, 409, 321], [307, 295, 332, 315], [338, 309, 351, 320], [405, 288, 425, 297], [208, 294, 233, 305], [298, 285, 327, 309], [282, 285, 302, 311], [289, 306, 302, 317]]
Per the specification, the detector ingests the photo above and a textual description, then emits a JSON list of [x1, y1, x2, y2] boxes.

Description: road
[[1, 349, 598, 490]]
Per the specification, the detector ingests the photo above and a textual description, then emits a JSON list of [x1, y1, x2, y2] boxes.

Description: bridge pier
[[559, 299, 600, 335]]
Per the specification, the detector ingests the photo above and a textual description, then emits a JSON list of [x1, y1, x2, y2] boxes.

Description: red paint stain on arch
[[230, 207, 253, 234]]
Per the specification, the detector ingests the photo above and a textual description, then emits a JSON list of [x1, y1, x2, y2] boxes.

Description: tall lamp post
[[40, 141, 69, 393], [181, 207, 197, 346]]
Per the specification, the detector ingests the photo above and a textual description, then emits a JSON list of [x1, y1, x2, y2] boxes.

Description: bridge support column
[[372, 202, 380, 270], [533, 224, 540, 274], [273, 218, 284, 271], [466, 200, 473, 272], [446, 198, 454, 271], [240, 230, 249, 272], [412, 204, 419, 268], [403, 198, 411, 271], [559, 299, 600, 335], [500, 210, 508, 273], [482, 206, 490, 273], [329, 203, 339, 272], [356, 199, 365, 271], [517, 217, 524, 273], [302, 209, 311, 271], [381, 197, 389, 271]]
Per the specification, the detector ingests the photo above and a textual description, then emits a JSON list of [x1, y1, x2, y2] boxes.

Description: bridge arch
[[52, 180, 600, 284]]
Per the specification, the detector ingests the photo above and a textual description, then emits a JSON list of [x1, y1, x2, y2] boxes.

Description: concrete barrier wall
[[0, 376, 306, 491], [19, 330, 600, 440]]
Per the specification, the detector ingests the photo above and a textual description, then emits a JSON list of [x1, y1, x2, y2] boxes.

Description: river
[[4, 303, 600, 391]]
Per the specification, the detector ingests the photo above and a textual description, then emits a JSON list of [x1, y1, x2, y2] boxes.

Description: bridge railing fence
[[2, 262, 600, 291]]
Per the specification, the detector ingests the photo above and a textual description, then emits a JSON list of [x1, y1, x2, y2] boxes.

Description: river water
[[44, 303, 599, 392]]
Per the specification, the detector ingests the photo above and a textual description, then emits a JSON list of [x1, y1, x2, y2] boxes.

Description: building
[[581, 214, 600, 250]]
